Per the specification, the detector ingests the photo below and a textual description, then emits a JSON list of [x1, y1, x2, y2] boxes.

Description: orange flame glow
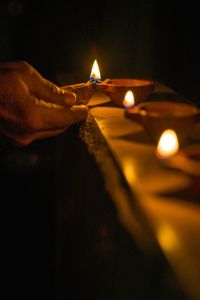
[[156, 129, 179, 159], [123, 90, 135, 108], [90, 59, 101, 81]]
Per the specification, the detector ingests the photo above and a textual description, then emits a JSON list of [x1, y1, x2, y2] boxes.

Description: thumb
[[34, 78, 76, 106], [68, 105, 89, 125]]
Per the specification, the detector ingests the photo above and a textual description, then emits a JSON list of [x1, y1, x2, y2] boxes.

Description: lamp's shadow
[[148, 91, 192, 104], [115, 129, 155, 145], [156, 182, 200, 204]]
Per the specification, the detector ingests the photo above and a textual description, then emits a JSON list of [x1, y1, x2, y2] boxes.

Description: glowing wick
[[156, 129, 179, 159], [89, 59, 101, 82], [123, 90, 135, 109]]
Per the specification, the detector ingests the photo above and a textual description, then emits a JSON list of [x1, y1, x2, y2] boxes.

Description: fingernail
[[64, 91, 76, 105], [79, 105, 89, 112], [72, 105, 89, 113]]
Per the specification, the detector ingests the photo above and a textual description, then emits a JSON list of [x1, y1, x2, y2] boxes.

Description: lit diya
[[156, 132, 200, 199], [61, 59, 101, 105], [125, 100, 200, 145], [156, 129, 179, 159], [62, 81, 95, 105], [97, 78, 154, 107], [61, 59, 154, 106]]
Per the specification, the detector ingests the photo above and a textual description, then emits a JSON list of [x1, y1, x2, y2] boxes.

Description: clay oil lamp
[[62, 59, 101, 105], [156, 129, 179, 160], [97, 78, 154, 107], [125, 100, 200, 145]]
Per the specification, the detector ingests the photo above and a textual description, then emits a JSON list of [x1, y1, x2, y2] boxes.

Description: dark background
[[0, 1, 199, 299], [0, 0, 200, 104]]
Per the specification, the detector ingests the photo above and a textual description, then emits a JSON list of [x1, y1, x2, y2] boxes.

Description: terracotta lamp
[[61, 59, 101, 105], [61, 60, 154, 106], [125, 100, 200, 145], [62, 81, 95, 105], [97, 78, 155, 107]]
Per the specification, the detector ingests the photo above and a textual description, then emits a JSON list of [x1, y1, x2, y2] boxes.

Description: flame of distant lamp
[[89, 59, 101, 82], [156, 129, 179, 159], [123, 90, 135, 108]]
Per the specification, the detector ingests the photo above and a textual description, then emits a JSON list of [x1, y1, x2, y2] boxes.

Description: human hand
[[0, 61, 89, 147]]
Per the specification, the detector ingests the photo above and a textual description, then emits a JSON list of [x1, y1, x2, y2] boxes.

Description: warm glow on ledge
[[156, 129, 179, 159], [123, 157, 137, 184], [157, 224, 179, 252], [89, 59, 101, 81], [123, 90, 135, 108]]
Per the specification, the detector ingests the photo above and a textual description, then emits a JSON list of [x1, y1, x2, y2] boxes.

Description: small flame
[[89, 59, 101, 82], [156, 129, 179, 159], [123, 90, 135, 108]]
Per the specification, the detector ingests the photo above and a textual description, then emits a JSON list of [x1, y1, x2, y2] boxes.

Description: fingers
[[25, 127, 67, 144], [0, 61, 19, 70], [0, 103, 89, 146], [25, 96, 89, 131], [36, 104, 89, 129], [0, 60, 29, 71], [0, 126, 68, 147], [69, 105, 90, 125], [0, 60, 90, 147], [26, 103, 89, 143], [0, 61, 77, 106], [37, 78, 76, 106]]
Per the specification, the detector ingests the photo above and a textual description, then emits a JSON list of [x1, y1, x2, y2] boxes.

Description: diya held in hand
[[61, 59, 101, 105]]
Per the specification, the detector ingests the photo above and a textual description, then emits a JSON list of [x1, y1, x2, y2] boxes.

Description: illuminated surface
[[88, 83, 200, 300]]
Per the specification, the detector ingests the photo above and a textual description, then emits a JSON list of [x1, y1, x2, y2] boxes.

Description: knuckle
[[16, 136, 32, 147], [18, 60, 28, 70], [8, 133, 32, 147], [43, 80, 62, 100], [47, 80, 60, 93], [17, 61, 33, 75]]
